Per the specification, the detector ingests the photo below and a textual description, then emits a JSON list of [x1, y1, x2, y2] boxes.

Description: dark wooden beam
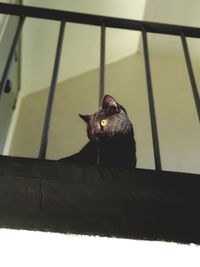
[[0, 155, 199, 244]]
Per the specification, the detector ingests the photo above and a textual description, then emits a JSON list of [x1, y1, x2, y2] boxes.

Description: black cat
[[59, 95, 136, 168]]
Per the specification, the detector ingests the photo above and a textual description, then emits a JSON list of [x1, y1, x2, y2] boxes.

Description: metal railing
[[0, 3, 200, 171]]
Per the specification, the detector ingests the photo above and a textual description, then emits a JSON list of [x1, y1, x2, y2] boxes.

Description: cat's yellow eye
[[100, 119, 108, 127]]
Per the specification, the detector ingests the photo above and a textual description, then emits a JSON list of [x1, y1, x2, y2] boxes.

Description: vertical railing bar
[[0, 15, 25, 98], [180, 32, 200, 122], [141, 27, 162, 171], [39, 20, 66, 159], [99, 24, 106, 107]]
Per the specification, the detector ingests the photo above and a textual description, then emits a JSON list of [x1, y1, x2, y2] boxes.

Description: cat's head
[[79, 95, 133, 142]]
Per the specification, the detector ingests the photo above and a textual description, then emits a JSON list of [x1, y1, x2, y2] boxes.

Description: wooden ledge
[[0, 155, 199, 244]]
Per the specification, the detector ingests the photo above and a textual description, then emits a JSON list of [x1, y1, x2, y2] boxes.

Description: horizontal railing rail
[[0, 2, 199, 171], [1, 2, 200, 37]]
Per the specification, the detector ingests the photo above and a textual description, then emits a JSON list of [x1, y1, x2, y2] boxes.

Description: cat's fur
[[59, 95, 136, 168]]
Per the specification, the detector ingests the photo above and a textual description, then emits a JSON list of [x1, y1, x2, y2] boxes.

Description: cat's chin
[[89, 134, 115, 143], [89, 136, 100, 143]]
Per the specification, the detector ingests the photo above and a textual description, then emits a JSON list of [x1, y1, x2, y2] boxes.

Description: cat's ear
[[101, 95, 119, 112], [79, 114, 91, 123]]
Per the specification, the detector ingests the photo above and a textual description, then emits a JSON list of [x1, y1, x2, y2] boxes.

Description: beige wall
[[21, 0, 200, 98], [21, 0, 146, 97], [9, 52, 200, 174]]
